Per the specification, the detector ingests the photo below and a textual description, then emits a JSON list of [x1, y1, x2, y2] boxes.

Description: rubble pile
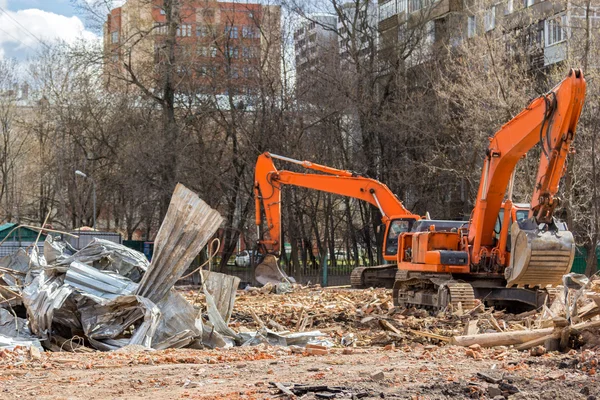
[[0, 184, 328, 354], [184, 286, 476, 348], [184, 273, 600, 354]]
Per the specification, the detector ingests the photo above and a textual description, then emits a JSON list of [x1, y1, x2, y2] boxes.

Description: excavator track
[[445, 282, 477, 310], [350, 267, 368, 288], [350, 265, 397, 289], [392, 271, 476, 311]]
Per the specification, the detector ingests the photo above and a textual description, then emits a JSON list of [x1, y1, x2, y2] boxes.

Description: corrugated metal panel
[[136, 183, 224, 303]]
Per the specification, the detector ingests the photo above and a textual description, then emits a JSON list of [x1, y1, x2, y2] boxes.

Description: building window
[[243, 66, 251, 78], [242, 26, 257, 38], [210, 46, 218, 57], [409, 0, 431, 13], [160, 8, 166, 15], [379, 0, 397, 21], [153, 22, 167, 35], [197, 46, 209, 57], [227, 47, 239, 58], [545, 14, 567, 46], [225, 26, 239, 39], [468, 15, 476, 38], [230, 68, 239, 79], [505, 0, 513, 14], [111, 31, 119, 43], [196, 25, 209, 37], [484, 6, 495, 31], [177, 24, 192, 36], [242, 46, 250, 58]]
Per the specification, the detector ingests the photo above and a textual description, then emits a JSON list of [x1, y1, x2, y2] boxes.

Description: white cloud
[[0, 8, 99, 59]]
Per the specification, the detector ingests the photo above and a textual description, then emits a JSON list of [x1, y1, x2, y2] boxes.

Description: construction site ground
[[2, 342, 597, 399], [2, 286, 600, 399]]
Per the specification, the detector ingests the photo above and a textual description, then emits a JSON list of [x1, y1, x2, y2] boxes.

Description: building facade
[[337, 0, 379, 69], [293, 13, 339, 95], [376, 0, 596, 71], [103, 0, 281, 95]]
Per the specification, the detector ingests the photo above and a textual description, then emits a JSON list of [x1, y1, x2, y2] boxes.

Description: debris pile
[[183, 286, 465, 348], [184, 272, 600, 354], [0, 184, 328, 354]]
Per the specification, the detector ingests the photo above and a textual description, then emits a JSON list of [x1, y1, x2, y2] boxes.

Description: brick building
[[104, 0, 281, 95]]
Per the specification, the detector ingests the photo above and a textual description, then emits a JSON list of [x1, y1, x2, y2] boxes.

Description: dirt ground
[[1, 344, 598, 399], [3, 287, 600, 399]]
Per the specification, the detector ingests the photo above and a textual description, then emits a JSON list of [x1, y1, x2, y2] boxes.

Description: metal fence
[[571, 246, 599, 275], [0, 241, 44, 257], [67, 231, 122, 250]]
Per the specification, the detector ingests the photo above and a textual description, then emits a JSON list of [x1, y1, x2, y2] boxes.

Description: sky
[[0, 0, 100, 60]]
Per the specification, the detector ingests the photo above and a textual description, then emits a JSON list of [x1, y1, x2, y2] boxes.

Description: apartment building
[[377, 0, 596, 71], [293, 14, 339, 92], [103, 0, 281, 95], [337, 1, 379, 69]]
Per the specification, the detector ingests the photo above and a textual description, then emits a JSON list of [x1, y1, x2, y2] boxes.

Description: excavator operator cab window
[[384, 219, 413, 256], [494, 208, 529, 249]]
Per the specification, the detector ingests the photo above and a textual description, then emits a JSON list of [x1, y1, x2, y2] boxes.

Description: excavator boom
[[254, 152, 417, 256]]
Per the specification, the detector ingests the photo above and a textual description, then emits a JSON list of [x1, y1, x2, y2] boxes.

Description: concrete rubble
[[0, 184, 326, 354]]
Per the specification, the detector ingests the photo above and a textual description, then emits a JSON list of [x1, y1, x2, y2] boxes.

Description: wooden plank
[[451, 327, 554, 347], [464, 320, 479, 336], [379, 319, 402, 335], [410, 329, 451, 342]]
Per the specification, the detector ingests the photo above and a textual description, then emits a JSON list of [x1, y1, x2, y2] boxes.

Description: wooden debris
[[379, 320, 402, 335], [451, 327, 555, 348], [410, 329, 451, 342], [464, 319, 479, 336]]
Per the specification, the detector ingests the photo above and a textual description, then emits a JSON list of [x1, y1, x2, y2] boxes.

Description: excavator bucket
[[506, 221, 575, 288], [254, 254, 293, 286]]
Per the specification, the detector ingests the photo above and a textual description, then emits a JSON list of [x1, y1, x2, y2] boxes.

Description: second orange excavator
[[253, 152, 421, 287], [254, 69, 586, 311]]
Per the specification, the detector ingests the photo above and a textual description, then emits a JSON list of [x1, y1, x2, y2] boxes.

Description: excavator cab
[[493, 204, 529, 250], [384, 218, 417, 256]]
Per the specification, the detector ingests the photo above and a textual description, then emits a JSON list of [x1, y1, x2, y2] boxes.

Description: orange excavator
[[253, 152, 421, 286], [254, 69, 586, 310], [393, 68, 585, 310]]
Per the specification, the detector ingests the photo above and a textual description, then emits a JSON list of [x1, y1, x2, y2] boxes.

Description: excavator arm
[[467, 69, 586, 287], [254, 152, 417, 255]]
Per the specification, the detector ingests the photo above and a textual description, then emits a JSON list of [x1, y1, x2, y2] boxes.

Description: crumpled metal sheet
[[21, 272, 73, 338], [65, 261, 138, 302], [238, 328, 327, 347], [203, 282, 240, 341], [0, 308, 35, 339], [0, 334, 44, 351], [202, 271, 240, 323], [0, 248, 30, 287], [136, 184, 224, 303], [2, 185, 237, 353], [57, 238, 149, 282], [79, 295, 160, 351], [151, 290, 202, 350], [44, 235, 77, 265]]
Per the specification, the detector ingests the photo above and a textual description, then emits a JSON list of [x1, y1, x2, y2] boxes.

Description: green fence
[[571, 246, 599, 275]]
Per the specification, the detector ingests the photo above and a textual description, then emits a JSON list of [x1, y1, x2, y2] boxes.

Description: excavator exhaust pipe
[[254, 254, 293, 286], [506, 219, 575, 288]]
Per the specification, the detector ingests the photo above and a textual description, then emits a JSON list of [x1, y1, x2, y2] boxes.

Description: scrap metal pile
[[0, 184, 326, 353]]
